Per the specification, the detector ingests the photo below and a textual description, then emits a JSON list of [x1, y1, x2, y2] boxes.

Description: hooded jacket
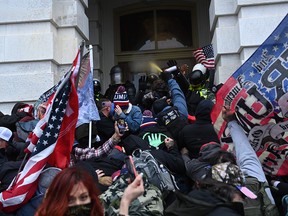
[[165, 189, 243, 216], [178, 99, 219, 159]]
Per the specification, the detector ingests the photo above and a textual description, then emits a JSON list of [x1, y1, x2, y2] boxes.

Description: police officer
[[93, 79, 104, 103]]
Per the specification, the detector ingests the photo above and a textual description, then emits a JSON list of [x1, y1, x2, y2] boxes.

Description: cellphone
[[117, 119, 126, 134], [124, 156, 137, 181]]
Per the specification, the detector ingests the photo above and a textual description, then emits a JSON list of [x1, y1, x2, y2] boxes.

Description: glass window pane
[[120, 11, 155, 51], [156, 10, 192, 49]]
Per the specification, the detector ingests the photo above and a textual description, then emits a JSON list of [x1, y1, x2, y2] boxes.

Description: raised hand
[[167, 59, 178, 67], [138, 76, 147, 91]]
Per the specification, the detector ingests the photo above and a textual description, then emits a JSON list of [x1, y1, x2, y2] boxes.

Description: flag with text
[[211, 14, 288, 176]]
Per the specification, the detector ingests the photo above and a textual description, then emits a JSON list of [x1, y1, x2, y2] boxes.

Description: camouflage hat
[[212, 162, 257, 199]]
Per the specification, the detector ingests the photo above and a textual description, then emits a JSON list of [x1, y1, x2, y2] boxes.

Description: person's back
[[0, 102, 32, 132], [165, 181, 244, 216], [96, 99, 115, 145], [178, 99, 219, 158]]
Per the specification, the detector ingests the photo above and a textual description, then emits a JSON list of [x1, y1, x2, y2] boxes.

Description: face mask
[[65, 203, 92, 216]]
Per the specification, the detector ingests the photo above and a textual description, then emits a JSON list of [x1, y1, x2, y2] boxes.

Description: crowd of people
[[0, 61, 287, 216]]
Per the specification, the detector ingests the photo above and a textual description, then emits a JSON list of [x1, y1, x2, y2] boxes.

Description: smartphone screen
[[124, 156, 137, 181], [117, 119, 126, 134]]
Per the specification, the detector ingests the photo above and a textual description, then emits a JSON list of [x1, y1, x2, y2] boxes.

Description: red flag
[[0, 51, 80, 212], [193, 44, 215, 69]]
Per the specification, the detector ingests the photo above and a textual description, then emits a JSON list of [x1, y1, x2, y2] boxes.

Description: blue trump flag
[[212, 14, 288, 176], [76, 51, 100, 128]]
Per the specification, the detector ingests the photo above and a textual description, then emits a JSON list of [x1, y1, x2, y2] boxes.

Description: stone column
[[210, 0, 288, 84], [0, 0, 89, 114]]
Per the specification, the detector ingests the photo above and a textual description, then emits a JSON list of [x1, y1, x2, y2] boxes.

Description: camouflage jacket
[[100, 174, 164, 216]]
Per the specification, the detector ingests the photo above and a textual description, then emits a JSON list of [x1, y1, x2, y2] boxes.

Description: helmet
[[93, 79, 101, 93], [188, 63, 207, 87], [147, 73, 159, 89], [110, 65, 123, 84]]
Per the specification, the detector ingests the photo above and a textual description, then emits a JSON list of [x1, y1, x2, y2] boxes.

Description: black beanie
[[152, 97, 168, 115]]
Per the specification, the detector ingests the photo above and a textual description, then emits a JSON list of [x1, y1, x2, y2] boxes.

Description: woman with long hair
[[35, 167, 103, 216]]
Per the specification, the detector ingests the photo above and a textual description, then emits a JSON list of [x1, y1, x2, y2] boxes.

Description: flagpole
[[75, 40, 85, 90], [88, 44, 93, 149], [10, 153, 28, 187]]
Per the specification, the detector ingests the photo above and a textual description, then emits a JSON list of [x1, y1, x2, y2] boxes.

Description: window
[[115, 4, 198, 87], [120, 11, 154, 51], [156, 9, 193, 49], [119, 9, 194, 51]]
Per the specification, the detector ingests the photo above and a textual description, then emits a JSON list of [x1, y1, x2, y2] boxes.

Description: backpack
[[244, 177, 279, 216], [99, 173, 164, 216], [132, 149, 179, 196], [15, 119, 38, 142]]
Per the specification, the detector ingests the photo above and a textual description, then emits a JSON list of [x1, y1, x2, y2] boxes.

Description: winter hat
[[140, 110, 157, 131], [113, 85, 129, 110], [199, 141, 222, 161], [152, 97, 168, 115], [187, 159, 211, 181], [11, 102, 33, 116], [212, 162, 257, 199], [11, 102, 26, 115], [0, 127, 13, 142], [195, 99, 214, 121], [75, 123, 98, 148]]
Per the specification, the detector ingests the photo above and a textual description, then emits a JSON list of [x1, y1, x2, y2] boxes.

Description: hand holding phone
[[117, 119, 126, 134], [125, 156, 137, 182]]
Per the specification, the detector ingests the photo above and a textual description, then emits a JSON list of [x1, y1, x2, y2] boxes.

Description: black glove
[[138, 76, 148, 92], [167, 59, 177, 67], [160, 72, 173, 83], [211, 83, 223, 94], [166, 60, 180, 78]]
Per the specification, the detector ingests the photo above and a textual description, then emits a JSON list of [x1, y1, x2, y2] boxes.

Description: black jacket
[[178, 100, 219, 158], [165, 189, 244, 216], [95, 112, 115, 146]]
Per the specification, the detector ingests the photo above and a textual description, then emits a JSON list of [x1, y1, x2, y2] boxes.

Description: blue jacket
[[163, 79, 188, 118], [114, 104, 142, 134]]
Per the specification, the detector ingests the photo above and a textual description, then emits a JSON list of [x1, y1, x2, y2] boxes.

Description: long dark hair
[[195, 170, 244, 202]]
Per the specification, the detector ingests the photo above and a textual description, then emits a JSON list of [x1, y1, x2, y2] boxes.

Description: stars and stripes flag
[[193, 44, 215, 69], [211, 14, 288, 176], [0, 51, 80, 212], [33, 68, 71, 117]]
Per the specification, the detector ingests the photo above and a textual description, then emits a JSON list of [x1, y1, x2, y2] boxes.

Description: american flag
[[193, 44, 215, 69], [0, 52, 80, 212], [211, 14, 288, 176], [33, 68, 71, 116]]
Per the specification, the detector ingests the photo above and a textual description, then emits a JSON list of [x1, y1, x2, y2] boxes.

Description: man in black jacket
[[95, 98, 115, 146], [178, 99, 219, 159]]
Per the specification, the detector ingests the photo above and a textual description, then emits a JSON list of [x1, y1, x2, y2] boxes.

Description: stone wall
[[0, 0, 89, 114], [210, 0, 288, 84]]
